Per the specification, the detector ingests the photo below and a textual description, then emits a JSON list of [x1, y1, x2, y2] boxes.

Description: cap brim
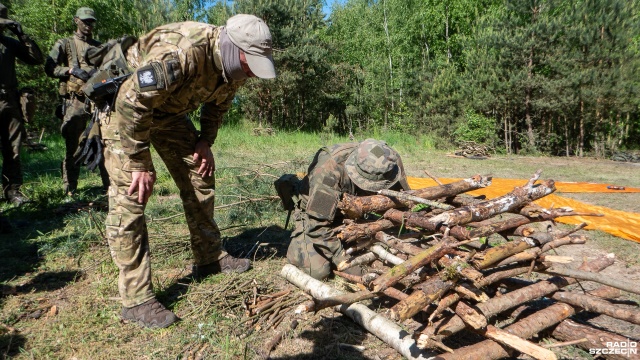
[[245, 52, 276, 79], [77, 15, 96, 21]]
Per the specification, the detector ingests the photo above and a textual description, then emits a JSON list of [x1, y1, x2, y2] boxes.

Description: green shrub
[[453, 111, 499, 147]]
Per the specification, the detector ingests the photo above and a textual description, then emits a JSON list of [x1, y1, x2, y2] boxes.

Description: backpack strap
[[66, 37, 80, 69]]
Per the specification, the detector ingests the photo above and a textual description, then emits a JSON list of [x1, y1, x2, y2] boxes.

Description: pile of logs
[[454, 141, 492, 158], [281, 171, 640, 360]]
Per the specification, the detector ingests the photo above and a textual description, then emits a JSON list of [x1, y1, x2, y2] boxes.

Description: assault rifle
[[86, 73, 132, 105]]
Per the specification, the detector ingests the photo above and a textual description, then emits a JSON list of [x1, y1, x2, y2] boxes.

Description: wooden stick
[[378, 189, 454, 210], [482, 325, 558, 360], [543, 266, 640, 295], [337, 252, 376, 271], [370, 244, 405, 265], [432, 254, 615, 337], [370, 239, 457, 293], [542, 338, 588, 348], [423, 169, 444, 186]]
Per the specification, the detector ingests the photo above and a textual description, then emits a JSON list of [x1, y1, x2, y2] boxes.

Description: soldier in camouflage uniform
[[287, 139, 409, 280], [45, 7, 109, 195], [100, 15, 276, 328], [0, 2, 43, 206]]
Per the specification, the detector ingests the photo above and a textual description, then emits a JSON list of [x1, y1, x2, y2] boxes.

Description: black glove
[[6, 21, 23, 36], [70, 68, 90, 82], [74, 118, 103, 171]]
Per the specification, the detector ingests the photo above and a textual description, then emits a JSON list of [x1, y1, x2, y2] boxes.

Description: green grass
[[1, 121, 639, 359]]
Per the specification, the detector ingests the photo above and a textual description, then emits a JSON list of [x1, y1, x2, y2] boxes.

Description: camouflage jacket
[[117, 21, 245, 171], [297, 142, 406, 241], [0, 33, 43, 90], [303, 142, 358, 216], [45, 33, 101, 92]]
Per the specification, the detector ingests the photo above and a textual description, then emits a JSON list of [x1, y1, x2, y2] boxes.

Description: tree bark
[[550, 291, 640, 326], [337, 219, 395, 243]]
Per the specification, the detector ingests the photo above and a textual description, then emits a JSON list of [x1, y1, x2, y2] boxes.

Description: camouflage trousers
[[286, 208, 345, 280], [0, 91, 24, 198], [61, 95, 109, 193], [102, 111, 226, 308]]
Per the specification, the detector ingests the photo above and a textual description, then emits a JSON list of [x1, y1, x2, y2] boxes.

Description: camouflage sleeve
[[199, 79, 244, 145], [116, 59, 182, 172], [45, 39, 70, 78], [16, 34, 43, 65]]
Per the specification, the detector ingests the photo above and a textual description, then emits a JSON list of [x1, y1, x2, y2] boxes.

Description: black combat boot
[[121, 298, 179, 329], [192, 255, 251, 279]]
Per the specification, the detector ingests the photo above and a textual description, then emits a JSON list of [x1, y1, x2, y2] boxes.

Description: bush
[[452, 111, 499, 147]]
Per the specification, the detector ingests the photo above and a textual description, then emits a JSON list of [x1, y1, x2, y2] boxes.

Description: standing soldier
[[45, 7, 109, 196], [100, 15, 276, 328], [0, 2, 43, 206]]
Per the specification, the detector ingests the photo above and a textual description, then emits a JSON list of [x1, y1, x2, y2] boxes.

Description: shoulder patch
[[137, 66, 157, 87]]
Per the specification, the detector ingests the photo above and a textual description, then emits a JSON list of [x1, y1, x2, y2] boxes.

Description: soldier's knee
[[286, 237, 332, 280]]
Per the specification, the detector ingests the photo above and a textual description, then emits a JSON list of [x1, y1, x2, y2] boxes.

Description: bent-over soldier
[[286, 139, 409, 280], [101, 15, 276, 328]]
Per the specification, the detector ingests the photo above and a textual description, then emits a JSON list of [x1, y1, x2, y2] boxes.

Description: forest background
[[6, 0, 640, 157]]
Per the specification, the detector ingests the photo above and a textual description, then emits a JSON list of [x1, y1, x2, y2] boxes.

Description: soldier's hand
[[193, 139, 215, 178], [128, 171, 156, 204], [6, 21, 23, 36], [70, 67, 90, 82]]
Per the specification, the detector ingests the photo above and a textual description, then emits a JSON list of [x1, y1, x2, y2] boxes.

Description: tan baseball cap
[[75, 7, 96, 21], [225, 14, 276, 79]]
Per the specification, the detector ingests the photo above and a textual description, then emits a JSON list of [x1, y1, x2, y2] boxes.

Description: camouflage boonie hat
[[75, 7, 96, 21], [345, 139, 408, 192]]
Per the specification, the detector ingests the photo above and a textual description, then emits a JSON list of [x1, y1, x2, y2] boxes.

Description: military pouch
[[58, 80, 68, 97], [305, 183, 340, 221], [274, 174, 301, 211]]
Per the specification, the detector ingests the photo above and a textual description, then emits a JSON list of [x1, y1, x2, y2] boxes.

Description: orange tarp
[[407, 177, 640, 243]]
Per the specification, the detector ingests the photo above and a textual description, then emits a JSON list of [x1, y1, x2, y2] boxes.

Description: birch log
[[281, 264, 438, 360]]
